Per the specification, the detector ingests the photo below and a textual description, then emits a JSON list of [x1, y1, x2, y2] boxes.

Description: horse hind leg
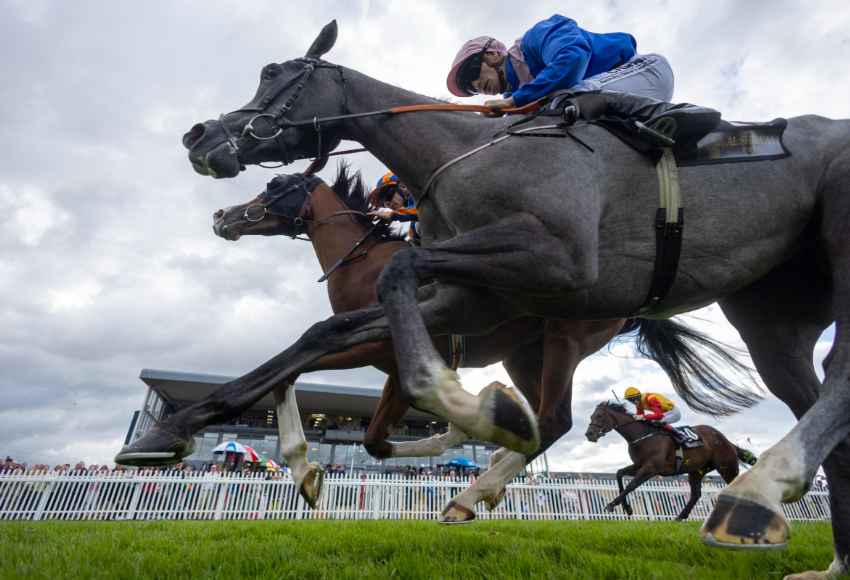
[[362, 373, 469, 459], [702, 242, 847, 572]]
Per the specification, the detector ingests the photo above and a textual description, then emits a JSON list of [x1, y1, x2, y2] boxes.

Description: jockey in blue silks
[[447, 15, 720, 144]]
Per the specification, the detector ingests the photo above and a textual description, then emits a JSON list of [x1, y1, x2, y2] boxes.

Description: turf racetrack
[[0, 520, 833, 579]]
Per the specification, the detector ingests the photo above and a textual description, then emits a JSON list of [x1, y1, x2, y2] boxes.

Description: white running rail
[[0, 471, 831, 522]]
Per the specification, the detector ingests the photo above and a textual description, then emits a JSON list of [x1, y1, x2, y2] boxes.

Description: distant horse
[[586, 401, 757, 521]]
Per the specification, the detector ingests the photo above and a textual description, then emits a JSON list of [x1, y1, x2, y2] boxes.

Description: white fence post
[[213, 476, 227, 521], [32, 478, 55, 521], [125, 479, 143, 521]]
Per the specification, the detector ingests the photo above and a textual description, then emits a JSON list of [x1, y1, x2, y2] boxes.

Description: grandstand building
[[127, 369, 549, 473]]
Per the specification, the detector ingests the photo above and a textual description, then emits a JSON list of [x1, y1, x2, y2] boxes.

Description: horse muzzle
[[212, 215, 242, 241], [183, 120, 244, 179]]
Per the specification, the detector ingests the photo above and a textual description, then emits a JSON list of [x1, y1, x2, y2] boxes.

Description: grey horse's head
[[183, 21, 345, 178]]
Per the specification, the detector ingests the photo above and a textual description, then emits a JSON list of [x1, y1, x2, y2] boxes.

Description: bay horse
[[118, 166, 755, 522], [585, 402, 757, 521], [175, 20, 847, 575]]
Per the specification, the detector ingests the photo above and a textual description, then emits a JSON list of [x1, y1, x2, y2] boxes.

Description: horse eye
[[261, 65, 280, 81]]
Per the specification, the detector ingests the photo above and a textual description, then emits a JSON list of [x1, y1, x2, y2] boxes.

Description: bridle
[[242, 174, 366, 233], [212, 57, 544, 175], [239, 175, 380, 282], [588, 406, 652, 446], [218, 57, 351, 169]]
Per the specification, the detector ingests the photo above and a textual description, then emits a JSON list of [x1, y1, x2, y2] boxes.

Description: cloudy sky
[[1, 0, 842, 471]]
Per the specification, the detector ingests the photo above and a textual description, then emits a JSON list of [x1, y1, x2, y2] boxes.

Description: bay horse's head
[[212, 165, 398, 242], [585, 401, 632, 442], [184, 21, 346, 179], [213, 173, 321, 241]]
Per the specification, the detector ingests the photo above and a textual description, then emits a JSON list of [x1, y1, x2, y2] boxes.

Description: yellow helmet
[[624, 386, 641, 399]]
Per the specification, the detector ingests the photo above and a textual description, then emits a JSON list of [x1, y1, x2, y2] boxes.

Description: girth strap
[[449, 335, 466, 370], [639, 148, 684, 314]]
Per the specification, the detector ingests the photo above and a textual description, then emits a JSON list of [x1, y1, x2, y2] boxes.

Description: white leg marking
[[722, 429, 809, 510], [448, 452, 526, 512], [388, 423, 468, 458], [274, 384, 312, 489], [413, 364, 539, 454]]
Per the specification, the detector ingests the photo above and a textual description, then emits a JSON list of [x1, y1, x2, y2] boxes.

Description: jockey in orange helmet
[[368, 171, 418, 241], [623, 386, 681, 433]]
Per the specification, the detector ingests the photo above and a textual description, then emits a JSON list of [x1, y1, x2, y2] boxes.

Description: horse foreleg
[[273, 381, 323, 509], [677, 471, 704, 521], [615, 465, 638, 517], [376, 214, 600, 456], [606, 468, 654, 513], [116, 284, 514, 463]]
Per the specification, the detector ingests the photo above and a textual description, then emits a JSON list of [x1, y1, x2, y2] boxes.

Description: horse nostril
[[183, 123, 206, 149]]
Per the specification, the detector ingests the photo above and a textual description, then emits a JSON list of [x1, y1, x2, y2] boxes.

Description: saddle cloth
[[676, 119, 790, 166], [671, 425, 703, 449], [595, 117, 790, 166]]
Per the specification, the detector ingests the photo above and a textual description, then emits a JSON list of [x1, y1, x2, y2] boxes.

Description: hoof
[[483, 488, 506, 512], [415, 373, 539, 455], [298, 464, 325, 509], [480, 382, 540, 455], [605, 502, 617, 513], [624, 504, 633, 517], [439, 501, 477, 525], [700, 494, 789, 550], [114, 426, 194, 466]]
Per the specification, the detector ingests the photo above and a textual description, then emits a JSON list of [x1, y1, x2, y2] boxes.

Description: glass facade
[[138, 383, 543, 474]]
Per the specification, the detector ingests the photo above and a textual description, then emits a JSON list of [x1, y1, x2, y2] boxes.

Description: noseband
[[589, 407, 646, 445], [219, 58, 350, 167], [242, 174, 324, 237]]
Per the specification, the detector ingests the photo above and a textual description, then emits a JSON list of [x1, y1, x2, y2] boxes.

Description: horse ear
[[305, 20, 338, 59]]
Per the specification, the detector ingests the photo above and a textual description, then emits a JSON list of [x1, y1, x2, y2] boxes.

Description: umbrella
[[446, 457, 477, 468], [242, 446, 262, 463], [212, 440, 248, 455]]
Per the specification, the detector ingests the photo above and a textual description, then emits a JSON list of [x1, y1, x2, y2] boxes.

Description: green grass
[[0, 520, 834, 579]]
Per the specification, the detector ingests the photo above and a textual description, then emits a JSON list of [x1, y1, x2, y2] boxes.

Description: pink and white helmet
[[446, 36, 507, 97]]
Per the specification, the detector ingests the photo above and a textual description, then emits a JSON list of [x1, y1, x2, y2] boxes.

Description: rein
[[218, 57, 543, 173], [243, 174, 383, 280], [592, 410, 658, 447]]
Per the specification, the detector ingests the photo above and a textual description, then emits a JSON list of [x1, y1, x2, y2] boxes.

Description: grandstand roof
[[140, 368, 436, 420]]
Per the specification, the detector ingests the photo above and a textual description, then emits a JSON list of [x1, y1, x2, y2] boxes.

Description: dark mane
[[601, 401, 629, 414], [330, 163, 405, 242]]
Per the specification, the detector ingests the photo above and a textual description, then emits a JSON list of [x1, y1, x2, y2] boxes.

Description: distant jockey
[[368, 171, 419, 242], [624, 386, 681, 433], [446, 14, 720, 144]]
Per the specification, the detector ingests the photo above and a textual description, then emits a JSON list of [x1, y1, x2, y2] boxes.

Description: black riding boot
[[572, 91, 722, 145]]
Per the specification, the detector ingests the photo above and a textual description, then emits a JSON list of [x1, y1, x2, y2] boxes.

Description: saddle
[[540, 90, 789, 166]]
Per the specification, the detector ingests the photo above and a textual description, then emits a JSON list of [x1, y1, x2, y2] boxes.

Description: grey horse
[[167, 21, 845, 578]]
